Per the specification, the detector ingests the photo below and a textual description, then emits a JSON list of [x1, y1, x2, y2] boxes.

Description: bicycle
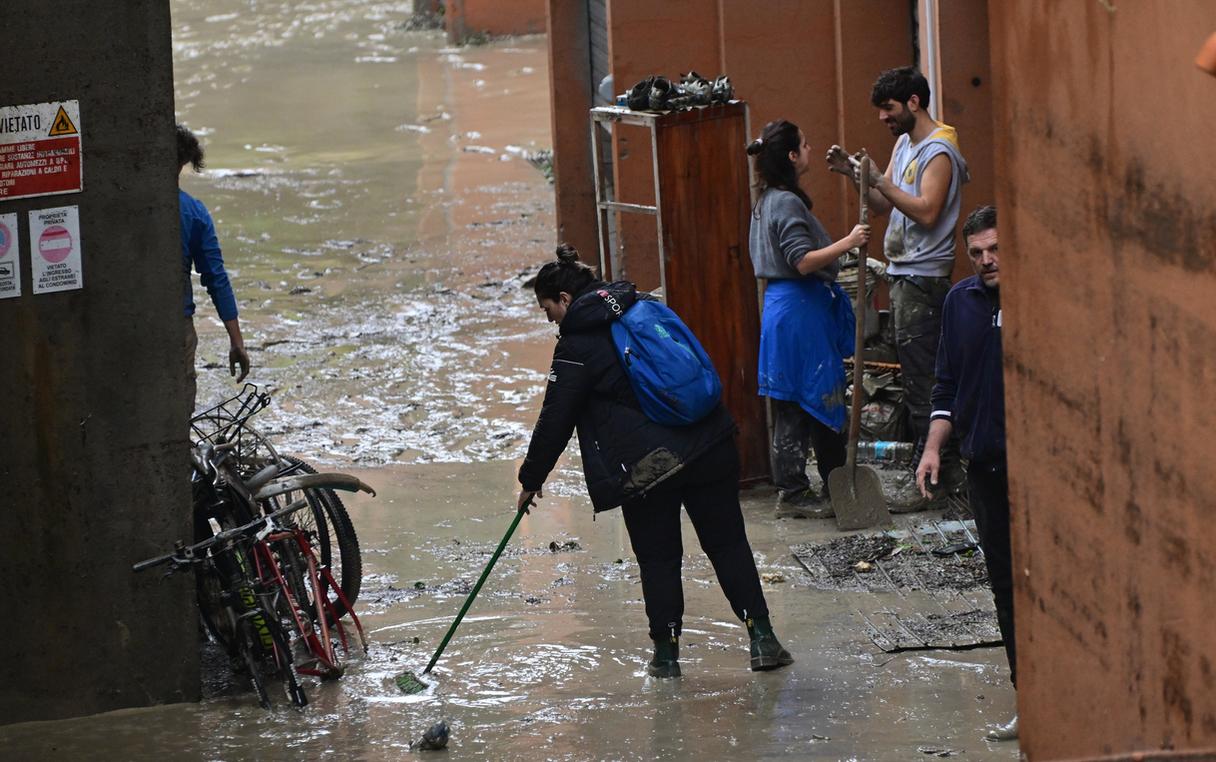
[[191, 386, 363, 615], [139, 466, 374, 706], [135, 500, 312, 708]]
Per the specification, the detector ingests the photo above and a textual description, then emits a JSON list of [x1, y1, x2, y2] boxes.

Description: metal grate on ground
[[791, 517, 1003, 653]]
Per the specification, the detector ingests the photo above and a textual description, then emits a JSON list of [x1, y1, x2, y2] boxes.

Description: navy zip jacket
[[518, 280, 735, 511], [929, 275, 1005, 462]]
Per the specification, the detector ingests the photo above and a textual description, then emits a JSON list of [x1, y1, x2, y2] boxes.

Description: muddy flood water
[[0, 2, 1019, 760]]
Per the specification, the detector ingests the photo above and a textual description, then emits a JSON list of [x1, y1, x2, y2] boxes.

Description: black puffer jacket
[[518, 280, 736, 512]]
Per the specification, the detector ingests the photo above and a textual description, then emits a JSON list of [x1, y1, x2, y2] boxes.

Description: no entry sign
[[0, 100, 83, 201], [30, 206, 83, 294]]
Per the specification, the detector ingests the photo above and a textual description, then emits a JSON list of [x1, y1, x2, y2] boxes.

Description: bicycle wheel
[[262, 456, 362, 619], [193, 480, 257, 652]]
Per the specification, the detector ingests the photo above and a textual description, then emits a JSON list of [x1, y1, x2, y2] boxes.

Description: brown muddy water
[[0, 2, 1019, 760]]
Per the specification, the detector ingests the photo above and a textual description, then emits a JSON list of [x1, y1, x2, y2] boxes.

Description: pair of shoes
[[647, 630, 681, 678], [775, 488, 835, 519], [746, 615, 794, 671], [985, 713, 1018, 741]]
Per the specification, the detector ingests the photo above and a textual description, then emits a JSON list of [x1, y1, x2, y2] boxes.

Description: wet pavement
[[0, 2, 1019, 759], [1, 469, 1019, 760]]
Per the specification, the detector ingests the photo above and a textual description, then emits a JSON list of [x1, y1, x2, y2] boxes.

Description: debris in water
[[548, 539, 582, 552], [854, 561, 874, 573], [525, 596, 542, 604], [413, 581, 427, 589], [288, 286, 313, 295], [395, 671, 428, 695], [917, 747, 959, 757], [760, 572, 786, 584], [614, 558, 624, 564], [412, 720, 450, 751]]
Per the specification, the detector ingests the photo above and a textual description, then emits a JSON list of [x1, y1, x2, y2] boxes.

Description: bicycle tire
[[193, 480, 253, 653], [266, 456, 362, 619], [239, 622, 273, 710]]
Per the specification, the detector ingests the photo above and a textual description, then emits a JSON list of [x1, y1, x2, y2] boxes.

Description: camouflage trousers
[[889, 275, 952, 444]]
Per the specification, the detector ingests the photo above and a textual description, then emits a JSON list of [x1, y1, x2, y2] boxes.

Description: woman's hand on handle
[[844, 224, 871, 250], [517, 487, 543, 514]]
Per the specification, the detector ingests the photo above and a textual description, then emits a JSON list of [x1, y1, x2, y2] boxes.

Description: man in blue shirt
[[177, 124, 250, 413], [916, 205, 1016, 741]]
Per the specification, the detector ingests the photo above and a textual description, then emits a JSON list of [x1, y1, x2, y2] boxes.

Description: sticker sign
[[0, 212, 19, 298], [0, 101, 83, 201], [30, 206, 82, 294]]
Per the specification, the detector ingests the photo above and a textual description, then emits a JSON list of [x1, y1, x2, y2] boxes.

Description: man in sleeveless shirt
[[826, 66, 968, 509]]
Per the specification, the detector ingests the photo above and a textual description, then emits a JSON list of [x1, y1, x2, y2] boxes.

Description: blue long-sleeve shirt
[[179, 189, 238, 321], [930, 275, 1005, 462]]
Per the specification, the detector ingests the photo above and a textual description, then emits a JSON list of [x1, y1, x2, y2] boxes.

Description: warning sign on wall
[[0, 101, 83, 201], [0, 212, 20, 299], [30, 205, 83, 294]]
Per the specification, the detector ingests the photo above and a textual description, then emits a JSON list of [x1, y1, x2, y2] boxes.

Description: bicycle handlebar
[[132, 497, 309, 575]]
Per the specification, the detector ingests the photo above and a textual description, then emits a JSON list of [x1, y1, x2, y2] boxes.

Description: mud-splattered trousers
[[770, 399, 846, 497], [968, 456, 1016, 685], [890, 274, 953, 445], [620, 439, 769, 640]]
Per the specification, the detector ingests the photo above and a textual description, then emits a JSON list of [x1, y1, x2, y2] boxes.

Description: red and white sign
[[30, 206, 83, 294], [0, 100, 83, 201], [0, 212, 19, 299]]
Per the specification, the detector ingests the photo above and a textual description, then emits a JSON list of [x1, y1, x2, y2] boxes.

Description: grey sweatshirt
[[748, 188, 841, 282]]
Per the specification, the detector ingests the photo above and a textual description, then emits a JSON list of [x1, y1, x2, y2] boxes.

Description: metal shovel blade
[[828, 463, 891, 530]]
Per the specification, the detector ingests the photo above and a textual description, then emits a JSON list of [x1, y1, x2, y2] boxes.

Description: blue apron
[[757, 278, 855, 432]]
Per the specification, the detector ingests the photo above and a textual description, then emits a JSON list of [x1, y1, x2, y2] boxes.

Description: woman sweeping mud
[[746, 120, 869, 519], [516, 245, 792, 678]]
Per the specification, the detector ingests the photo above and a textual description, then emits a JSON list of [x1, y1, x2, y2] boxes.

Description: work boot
[[647, 630, 681, 678], [774, 488, 834, 519], [746, 615, 794, 671], [985, 713, 1018, 741]]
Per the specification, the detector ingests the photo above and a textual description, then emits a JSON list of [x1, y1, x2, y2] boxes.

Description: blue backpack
[[609, 299, 722, 426]]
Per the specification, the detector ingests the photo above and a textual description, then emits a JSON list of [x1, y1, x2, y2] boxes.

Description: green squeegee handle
[[422, 502, 530, 674]]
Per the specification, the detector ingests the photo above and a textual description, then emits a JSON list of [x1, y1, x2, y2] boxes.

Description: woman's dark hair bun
[[745, 138, 765, 157], [555, 243, 580, 264]]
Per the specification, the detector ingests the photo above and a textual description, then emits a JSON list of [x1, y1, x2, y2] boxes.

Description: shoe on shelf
[[985, 713, 1018, 741], [746, 615, 794, 671], [775, 488, 834, 519], [647, 631, 681, 678]]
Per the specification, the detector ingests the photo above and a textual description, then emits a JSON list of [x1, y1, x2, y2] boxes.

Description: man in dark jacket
[[517, 246, 793, 678], [916, 205, 1017, 741]]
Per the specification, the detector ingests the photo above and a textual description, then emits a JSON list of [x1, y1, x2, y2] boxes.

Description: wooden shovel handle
[[845, 156, 871, 472]]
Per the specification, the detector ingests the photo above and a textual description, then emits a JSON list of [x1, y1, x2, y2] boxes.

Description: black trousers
[[620, 439, 768, 640], [968, 457, 1016, 685], [770, 398, 847, 496]]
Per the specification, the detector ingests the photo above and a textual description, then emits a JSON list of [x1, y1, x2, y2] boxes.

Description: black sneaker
[[648, 76, 674, 111], [626, 76, 654, 110]]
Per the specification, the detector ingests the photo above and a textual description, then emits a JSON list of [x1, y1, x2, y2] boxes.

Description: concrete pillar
[[0, 0, 197, 723]]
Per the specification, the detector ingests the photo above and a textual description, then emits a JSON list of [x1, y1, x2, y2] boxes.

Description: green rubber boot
[[647, 629, 681, 678], [747, 615, 794, 671]]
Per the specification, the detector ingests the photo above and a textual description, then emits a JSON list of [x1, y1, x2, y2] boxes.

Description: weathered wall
[[989, 2, 1216, 758], [0, 1, 197, 723], [546, 0, 599, 261], [934, 0, 995, 284], [447, 0, 547, 43], [556, 1, 916, 292]]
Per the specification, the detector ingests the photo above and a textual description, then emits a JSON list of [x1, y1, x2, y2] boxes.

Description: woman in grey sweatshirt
[[746, 119, 869, 518]]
